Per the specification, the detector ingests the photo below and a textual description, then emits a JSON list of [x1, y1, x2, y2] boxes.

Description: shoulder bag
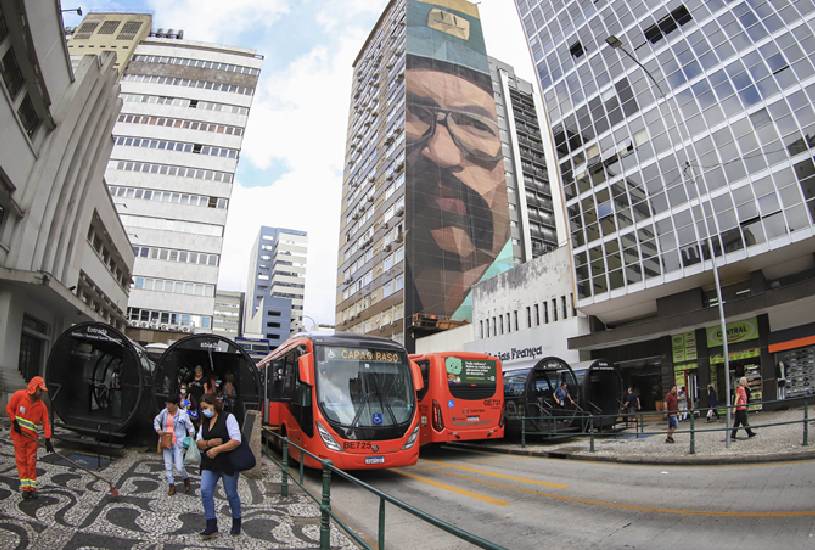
[[224, 414, 256, 472]]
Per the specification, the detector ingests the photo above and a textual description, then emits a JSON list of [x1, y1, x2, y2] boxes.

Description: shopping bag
[[225, 436, 256, 472], [182, 436, 193, 450], [184, 439, 201, 466]]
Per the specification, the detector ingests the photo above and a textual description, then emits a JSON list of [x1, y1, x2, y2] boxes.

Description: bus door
[[283, 347, 314, 456], [414, 358, 432, 444]]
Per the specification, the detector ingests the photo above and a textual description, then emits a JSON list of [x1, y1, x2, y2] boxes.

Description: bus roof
[[258, 332, 406, 368]]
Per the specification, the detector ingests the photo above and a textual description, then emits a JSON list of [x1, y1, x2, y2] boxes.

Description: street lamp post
[[301, 314, 318, 332], [606, 35, 732, 447]]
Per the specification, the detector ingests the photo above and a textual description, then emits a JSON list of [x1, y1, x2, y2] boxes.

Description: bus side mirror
[[410, 360, 424, 392], [298, 355, 313, 386]]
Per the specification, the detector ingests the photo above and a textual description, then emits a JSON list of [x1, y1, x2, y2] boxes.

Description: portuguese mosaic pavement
[[0, 440, 356, 549]]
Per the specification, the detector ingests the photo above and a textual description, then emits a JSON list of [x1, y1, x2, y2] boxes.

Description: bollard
[[639, 414, 644, 438], [281, 437, 289, 497], [804, 404, 809, 447], [521, 416, 526, 449], [689, 410, 696, 455], [299, 455, 305, 485], [320, 460, 332, 550], [589, 415, 595, 453], [378, 495, 386, 550]]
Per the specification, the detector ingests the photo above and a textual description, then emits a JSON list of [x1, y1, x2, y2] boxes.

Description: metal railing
[[263, 430, 507, 550], [514, 397, 812, 455]]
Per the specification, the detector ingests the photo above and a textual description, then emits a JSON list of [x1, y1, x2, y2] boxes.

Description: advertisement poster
[[445, 356, 497, 384], [405, 0, 511, 328]]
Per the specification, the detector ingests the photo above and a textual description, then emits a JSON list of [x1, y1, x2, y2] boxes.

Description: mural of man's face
[[406, 63, 509, 315]]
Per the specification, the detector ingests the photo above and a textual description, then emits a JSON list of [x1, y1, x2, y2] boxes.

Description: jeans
[[162, 446, 188, 485], [200, 469, 241, 520]]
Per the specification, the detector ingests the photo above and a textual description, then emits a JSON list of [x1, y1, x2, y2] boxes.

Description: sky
[[64, 0, 536, 326]]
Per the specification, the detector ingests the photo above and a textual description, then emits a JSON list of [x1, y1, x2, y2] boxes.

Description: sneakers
[[184, 478, 192, 494], [168, 484, 176, 496]]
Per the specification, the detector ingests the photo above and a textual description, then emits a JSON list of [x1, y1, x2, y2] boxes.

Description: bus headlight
[[317, 422, 342, 451], [402, 426, 420, 449]]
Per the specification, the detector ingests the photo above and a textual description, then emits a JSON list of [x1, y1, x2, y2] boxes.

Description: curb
[[446, 441, 815, 465]]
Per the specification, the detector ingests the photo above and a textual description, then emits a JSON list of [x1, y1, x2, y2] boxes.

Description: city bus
[[258, 332, 423, 470], [409, 352, 504, 446]]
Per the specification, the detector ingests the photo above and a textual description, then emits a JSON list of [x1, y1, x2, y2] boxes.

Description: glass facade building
[[516, 0, 815, 308]]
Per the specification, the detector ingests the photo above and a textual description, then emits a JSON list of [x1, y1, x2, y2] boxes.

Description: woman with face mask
[[195, 393, 242, 538]]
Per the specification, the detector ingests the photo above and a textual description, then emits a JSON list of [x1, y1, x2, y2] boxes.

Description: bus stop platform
[[0, 439, 356, 549], [449, 408, 815, 465]]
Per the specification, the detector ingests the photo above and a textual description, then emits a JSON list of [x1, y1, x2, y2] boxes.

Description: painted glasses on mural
[[405, 0, 510, 322]]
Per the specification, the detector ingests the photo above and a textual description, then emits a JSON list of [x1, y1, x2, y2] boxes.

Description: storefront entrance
[[617, 358, 663, 410]]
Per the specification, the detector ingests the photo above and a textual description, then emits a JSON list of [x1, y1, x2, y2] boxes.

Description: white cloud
[[146, 0, 290, 44]]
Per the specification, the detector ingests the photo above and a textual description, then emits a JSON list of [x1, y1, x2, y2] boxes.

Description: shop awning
[[768, 335, 815, 353]]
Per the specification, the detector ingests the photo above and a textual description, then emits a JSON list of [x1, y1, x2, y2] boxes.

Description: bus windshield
[[445, 356, 498, 399], [315, 345, 414, 432]]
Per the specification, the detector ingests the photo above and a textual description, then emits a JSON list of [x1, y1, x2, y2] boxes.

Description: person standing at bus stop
[[665, 385, 678, 444], [154, 395, 195, 495], [6, 376, 54, 499]]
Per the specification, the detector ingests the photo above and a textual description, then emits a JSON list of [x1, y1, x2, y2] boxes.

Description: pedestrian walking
[[623, 387, 640, 424], [554, 381, 576, 408], [665, 385, 678, 444], [154, 395, 195, 495], [197, 393, 242, 538], [188, 365, 206, 406], [678, 386, 688, 421], [731, 377, 756, 440], [706, 385, 720, 422], [6, 376, 54, 499]]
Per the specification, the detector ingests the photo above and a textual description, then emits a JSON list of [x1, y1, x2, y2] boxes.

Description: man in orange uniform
[[6, 376, 54, 500]]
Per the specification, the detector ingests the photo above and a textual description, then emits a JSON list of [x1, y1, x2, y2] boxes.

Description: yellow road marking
[[421, 459, 568, 489], [393, 470, 509, 507], [415, 465, 815, 518]]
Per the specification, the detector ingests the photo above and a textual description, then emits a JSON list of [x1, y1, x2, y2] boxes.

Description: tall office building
[[1, 2, 133, 397], [336, 0, 513, 350], [244, 226, 308, 338], [489, 56, 559, 261], [74, 16, 263, 335], [517, 0, 815, 401]]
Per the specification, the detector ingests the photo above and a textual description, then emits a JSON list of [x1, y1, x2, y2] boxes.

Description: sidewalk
[[451, 408, 815, 465], [0, 440, 356, 549]]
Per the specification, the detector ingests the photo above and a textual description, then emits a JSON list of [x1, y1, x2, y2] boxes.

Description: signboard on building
[[671, 331, 697, 363], [705, 318, 759, 347]]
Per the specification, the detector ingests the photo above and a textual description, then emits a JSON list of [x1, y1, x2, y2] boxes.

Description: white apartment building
[[105, 34, 262, 334], [0, 1, 133, 397], [212, 289, 243, 339]]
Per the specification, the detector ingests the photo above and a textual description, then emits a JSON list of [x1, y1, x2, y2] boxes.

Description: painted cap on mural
[[27, 376, 48, 393], [407, 0, 489, 74]]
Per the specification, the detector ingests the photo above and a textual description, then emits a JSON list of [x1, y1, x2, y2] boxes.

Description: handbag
[[156, 411, 174, 452], [184, 438, 201, 466], [224, 422, 256, 472]]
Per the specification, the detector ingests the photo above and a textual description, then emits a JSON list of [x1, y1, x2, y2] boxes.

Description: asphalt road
[[290, 446, 815, 550]]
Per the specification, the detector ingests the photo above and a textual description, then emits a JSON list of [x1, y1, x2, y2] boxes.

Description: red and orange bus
[[259, 332, 423, 470], [409, 352, 503, 446]]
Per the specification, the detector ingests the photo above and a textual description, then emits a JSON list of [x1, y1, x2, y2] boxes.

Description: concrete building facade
[[489, 57, 559, 261], [66, 12, 152, 73], [100, 29, 261, 335], [212, 289, 242, 339], [244, 226, 307, 336], [517, 0, 815, 404], [337, 0, 517, 351], [0, 1, 133, 397]]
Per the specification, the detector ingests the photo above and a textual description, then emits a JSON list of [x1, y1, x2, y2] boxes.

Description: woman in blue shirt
[[153, 396, 195, 495]]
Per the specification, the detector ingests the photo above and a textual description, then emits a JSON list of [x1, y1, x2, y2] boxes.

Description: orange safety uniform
[[6, 377, 51, 493]]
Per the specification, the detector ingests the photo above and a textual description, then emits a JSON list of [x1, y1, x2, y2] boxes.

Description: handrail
[[264, 431, 508, 550], [514, 396, 812, 454]]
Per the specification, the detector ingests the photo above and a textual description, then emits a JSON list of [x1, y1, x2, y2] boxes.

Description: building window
[[480, 319, 484, 339], [499, 316, 504, 335], [543, 301, 549, 324], [561, 296, 568, 320], [526, 306, 532, 328], [552, 298, 558, 322], [492, 317, 496, 336], [643, 4, 692, 45], [569, 41, 584, 59], [514, 310, 518, 331], [534, 304, 540, 326], [1, 48, 24, 100]]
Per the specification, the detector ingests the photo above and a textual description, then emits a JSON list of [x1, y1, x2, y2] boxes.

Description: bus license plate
[[365, 456, 385, 465], [467, 416, 480, 422]]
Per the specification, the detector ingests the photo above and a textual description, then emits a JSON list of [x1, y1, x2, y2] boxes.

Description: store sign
[[709, 348, 761, 365], [706, 318, 758, 348], [488, 346, 543, 362], [672, 332, 697, 363], [673, 362, 698, 386]]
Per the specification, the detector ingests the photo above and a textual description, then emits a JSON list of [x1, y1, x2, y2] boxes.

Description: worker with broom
[[6, 376, 54, 500]]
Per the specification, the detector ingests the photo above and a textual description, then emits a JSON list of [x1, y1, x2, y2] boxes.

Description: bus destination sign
[[325, 347, 402, 364]]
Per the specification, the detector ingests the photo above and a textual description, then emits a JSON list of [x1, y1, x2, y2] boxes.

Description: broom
[[51, 450, 120, 496]]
